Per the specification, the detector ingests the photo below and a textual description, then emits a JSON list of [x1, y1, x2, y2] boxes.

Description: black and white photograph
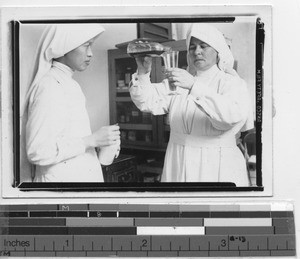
[[0, 4, 273, 196], [14, 18, 261, 190]]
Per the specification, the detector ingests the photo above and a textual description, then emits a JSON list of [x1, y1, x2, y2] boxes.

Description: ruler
[[0, 203, 296, 257]]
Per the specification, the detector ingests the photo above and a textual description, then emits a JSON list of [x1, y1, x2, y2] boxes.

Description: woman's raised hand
[[83, 125, 120, 149], [135, 56, 152, 75], [166, 68, 195, 90]]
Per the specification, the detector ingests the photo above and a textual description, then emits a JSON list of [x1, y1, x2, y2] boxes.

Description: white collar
[[52, 61, 74, 77], [196, 64, 220, 79]]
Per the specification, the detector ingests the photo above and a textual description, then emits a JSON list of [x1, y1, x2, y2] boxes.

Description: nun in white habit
[[129, 23, 254, 185], [24, 24, 120, 182]]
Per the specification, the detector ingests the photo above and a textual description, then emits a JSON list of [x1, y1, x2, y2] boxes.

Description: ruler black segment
[[210, 211, 240, 218], [119, 211, 149, 218], [271, 211, 294, 218], [68, 227, 137, 235], [239, 211, 271, 217], [150, 211, 180, 218], [7, 227, 68, 235], [206, 226, 275, 235], [4, 212, 28, 217], [58, 204, 88, 211], [30, 211, 57, 217], [273, 218, 295, 234], [135, 218, 203, 226], [89, 211, 117, 217], [180, 211, 210, 218], [7, 218, 66, 226], [57, 211, 88, 217], [275, 226, 295, 235]]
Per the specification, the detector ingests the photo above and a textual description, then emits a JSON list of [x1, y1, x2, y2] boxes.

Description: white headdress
[[186, 23, 237, 76], [23, 23, 105, 115]]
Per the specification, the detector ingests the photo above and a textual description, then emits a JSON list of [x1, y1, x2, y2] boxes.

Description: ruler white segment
[[204, 218, 272, 227], [136, 227, 205, 235], [271, 202, 294, 211]]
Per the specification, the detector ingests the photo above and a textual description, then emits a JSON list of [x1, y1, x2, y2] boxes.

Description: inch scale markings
[[0, 235, 295, 257], [0, 202, 296, 257]]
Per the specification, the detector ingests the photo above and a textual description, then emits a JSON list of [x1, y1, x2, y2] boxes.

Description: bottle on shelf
[[120, 114, 125, 123], [131, 109, 140, 123], [125, 67, 132, 87], [125, 106, 131, 123], [117, 103, 125, 123], [128, 130, 136, 141], [117, 80, 125, 89], [145, 131, 152, 143]]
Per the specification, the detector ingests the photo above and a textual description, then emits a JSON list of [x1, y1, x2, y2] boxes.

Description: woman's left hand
[[166, 68, 195, 90]]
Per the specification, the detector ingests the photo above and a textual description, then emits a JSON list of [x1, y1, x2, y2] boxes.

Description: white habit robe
[[26, 61, 104, 182], [129, 64, 253, 186]]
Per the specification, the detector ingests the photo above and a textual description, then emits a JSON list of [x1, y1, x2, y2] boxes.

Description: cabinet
[[101, 155, 138, 182], [108, 39, 188, 164]]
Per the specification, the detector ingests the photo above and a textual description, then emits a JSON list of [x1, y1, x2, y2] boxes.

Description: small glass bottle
[[128, 131, 136, 141], [145, 131, 152, 142], [125, 67, 132, 87], [131, 110, 139, 123]]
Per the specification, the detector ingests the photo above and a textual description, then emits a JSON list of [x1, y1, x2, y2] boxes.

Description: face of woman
[[63, 37, 97, 71], [188, 37, 218, 71]]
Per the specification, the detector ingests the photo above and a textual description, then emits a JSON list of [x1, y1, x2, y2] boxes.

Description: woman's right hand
[[135, 56, 152, 75], [83, 125, 120, 149]]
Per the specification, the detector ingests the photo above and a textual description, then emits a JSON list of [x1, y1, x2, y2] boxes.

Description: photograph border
[[0, 5, 273, 198], [14, 17, 263, 192]]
